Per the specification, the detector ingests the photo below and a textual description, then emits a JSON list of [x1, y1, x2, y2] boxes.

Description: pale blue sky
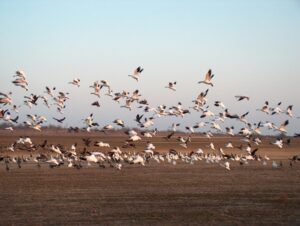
[[0, 0, 299, 134]]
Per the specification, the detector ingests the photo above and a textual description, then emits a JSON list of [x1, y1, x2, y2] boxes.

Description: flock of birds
[[0, 68, 300, 171]]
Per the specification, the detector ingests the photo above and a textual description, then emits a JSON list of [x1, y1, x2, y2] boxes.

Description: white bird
[[0, 92, 13, 105], [165, 82, 177, 91], [113, 119, 125, 128], [46, 157, 59, 166], [220, 161, 230, 170], [270, 102, 283, 115], [14, 70, 26, 79], [271, 138, 283, 149], [69, 78, 80, 87], [225, 142, 234, 148], [50, 145, 62, 155], [12, 75, 28, 90], [90, 81, 101, 97], [127, 135, 142, 142], [85, 154, 98, 163], [286, 105, 293, 117], [132, 155, 145, 166], [211, 122, 222, 132], [226, 127, 235, 136], [201, 110, 215, 118], [276, 120, 289, 133], [214, 101, 226, 109], [45, 86, 56, 97], [5, 127, 14, 132], [141, 117, 154, 128], [198, 69, 214, 86], [272, 161, 281, 169], [7, 143, 16, 152], [128, 66, 143, 81], [209, 142, 215, 150], [257, 101, 270, 114], [102, 124, 114, 131], [94, 141, 110, 148], [121, 99, 134, 110]]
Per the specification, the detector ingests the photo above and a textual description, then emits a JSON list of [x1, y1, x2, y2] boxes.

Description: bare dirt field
[[0, 130, 300, 225]]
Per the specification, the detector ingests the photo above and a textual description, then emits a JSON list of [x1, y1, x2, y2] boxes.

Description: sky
[[0, 0, 299, 134]]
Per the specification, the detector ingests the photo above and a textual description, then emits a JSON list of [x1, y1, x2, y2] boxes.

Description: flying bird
[[235, 95, 250, 101], [165, 82, 177, 91], [53, 117, 66, 123], [69, 78, 80, 87], [198, 69, 214, 86], [128, 66, 144, 81]]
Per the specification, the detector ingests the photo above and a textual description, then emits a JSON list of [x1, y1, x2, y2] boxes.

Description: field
[[0, 130, 300, 225]]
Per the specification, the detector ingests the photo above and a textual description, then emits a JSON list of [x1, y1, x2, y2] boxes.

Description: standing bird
[[128, 66, 144, 81], [198, 69, 214, 86]]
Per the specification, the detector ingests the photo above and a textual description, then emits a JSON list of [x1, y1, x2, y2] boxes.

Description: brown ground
[[0, 130, 300, 225]]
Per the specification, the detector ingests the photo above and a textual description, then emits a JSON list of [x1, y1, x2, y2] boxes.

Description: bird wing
[[205, 69, 212, 81]]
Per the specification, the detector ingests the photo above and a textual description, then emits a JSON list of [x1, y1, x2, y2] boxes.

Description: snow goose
[[257, 101, 270, 114], [94, 141, 110, 148], [113, 119, 125, 128], [0, 92, 13, 105], [165, 82, 177, 91], [285, 105, 293, 117], [128, 66, 144, 81], [198, 69, 214, 86], [235, 95, 250, 101], [69, 78, 80, 87], [12, 77, 28, 91], [271, 138, 283, 149], [276, 120, 289, 133]]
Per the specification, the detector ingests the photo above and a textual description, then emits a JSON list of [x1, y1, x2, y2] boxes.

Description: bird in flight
[[235, 95, 250, 101], [198, 69, 214, 86], [165, 82, 177, 91], [53, 117, 66, 123], [69, 78, 80, 87], [128, 66, 144, 81]]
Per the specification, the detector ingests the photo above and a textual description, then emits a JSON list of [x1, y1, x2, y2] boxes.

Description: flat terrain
[[0, 130, 300, 225]]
